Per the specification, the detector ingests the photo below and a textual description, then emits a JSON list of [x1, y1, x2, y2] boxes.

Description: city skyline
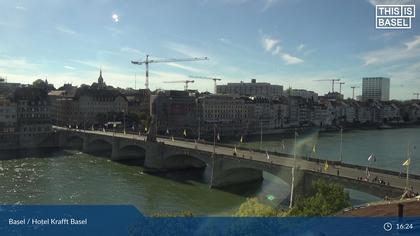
[[0, 0, 419, 100]]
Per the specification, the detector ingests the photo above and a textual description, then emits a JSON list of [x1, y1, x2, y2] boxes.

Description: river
[[0, 128, 418, 216]]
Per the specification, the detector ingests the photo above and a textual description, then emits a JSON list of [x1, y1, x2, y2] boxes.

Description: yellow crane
[[188, 75, 222, 94], [163, 80, 195, 91], [131, 55, 208, 89]]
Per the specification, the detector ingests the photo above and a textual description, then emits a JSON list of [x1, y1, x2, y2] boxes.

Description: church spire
[[98, 69, 104, 84]]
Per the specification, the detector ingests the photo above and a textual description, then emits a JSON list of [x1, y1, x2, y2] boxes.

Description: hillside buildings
[[49, 71, 128, 128]]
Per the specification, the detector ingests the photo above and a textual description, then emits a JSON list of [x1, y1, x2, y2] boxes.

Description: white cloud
[[0, 56, 39, 70], [367, 0, 414, 7], [165, 42, 209, 58], [405, 35, 420, 50], [260, 35, 304, 65], [272, 46, 281, 55], [15, 6, 27, 11], [361, 35, 420, 65], [121, 47, 143, 55], [262, 0, 279, 11], [261, 35, 279, 52], [166, 62, 208, 74], [55, 25, 77, 36], [281, 53, 304, 65], [297, 44, 306, 51], [64, 65, 75, 70]]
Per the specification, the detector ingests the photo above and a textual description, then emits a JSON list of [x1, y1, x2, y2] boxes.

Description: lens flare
[[112, 13, 119, 22]]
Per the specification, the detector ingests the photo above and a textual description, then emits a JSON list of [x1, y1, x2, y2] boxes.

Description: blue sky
[[0, 0, 419, 100]]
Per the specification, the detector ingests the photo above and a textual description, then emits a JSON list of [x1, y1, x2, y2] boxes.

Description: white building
[[216, 79, 283, 98], [290, 89, 318, 101], [362, 77, 390, 101]]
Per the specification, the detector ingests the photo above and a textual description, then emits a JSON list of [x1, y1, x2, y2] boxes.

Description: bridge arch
[[118, 144, 146, 165], [161, 153, 208, 171], [85, 138, 112, 157], [65, 135, 84, 150]]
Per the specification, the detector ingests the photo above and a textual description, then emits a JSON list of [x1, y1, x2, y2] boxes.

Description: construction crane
[[164, 80, 195, 91], [314, 79, 341, 92], [414, 93, 420, 100], [189, 75, 222, 94], [338, 82, 345, 94], [131, 55, 208, 90], [350, 86, 360, 100]]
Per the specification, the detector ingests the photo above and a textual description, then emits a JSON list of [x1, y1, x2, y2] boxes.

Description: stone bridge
[[56, 128, 420, 199]]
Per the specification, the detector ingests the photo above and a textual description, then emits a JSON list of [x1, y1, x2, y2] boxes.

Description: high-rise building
[[362, 77, 390, 101]]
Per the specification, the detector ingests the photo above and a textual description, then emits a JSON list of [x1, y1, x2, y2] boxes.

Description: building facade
[[151, 90, 197, 136], [14, 87, 52, 147], [362, 77, 390, 101], [0, 96, 18, 148], [216, 79, 283, 98]]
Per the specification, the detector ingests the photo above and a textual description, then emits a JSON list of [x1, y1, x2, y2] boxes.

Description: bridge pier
[[143, 142, 165, 170], [111, 140, 120, 160]]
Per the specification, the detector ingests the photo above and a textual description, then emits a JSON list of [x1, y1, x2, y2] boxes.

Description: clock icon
[[384, 222, 393, 232]]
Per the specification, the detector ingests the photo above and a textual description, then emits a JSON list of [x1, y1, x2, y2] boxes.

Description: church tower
[[98, 69, 106, 89]]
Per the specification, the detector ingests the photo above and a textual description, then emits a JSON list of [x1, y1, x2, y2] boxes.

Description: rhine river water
[[0, 127, 419, 216]]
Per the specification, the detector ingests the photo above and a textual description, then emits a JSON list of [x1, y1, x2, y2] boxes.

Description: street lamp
[[123, 109, 126, 135], [289, 128, 297, 209], [339, 127, 343, 163], [259, 119, 263, 150]]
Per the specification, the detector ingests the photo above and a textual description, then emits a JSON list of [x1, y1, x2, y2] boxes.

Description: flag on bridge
[[281, 140, 286, 151], [171, 136, 175, 142], [234, 145, 237, 155], [324, 160, 329, 172], [240, 136, 243, 143], [312, 144, 316, 153], [166, 128, 170, 135], [266, 151, 270, 160], [144, 126, 148, 132], [217, 133, 220, 141], [183, 129, 187, 137], [368, 153, 374, 161], [403, 158, 411, 166]]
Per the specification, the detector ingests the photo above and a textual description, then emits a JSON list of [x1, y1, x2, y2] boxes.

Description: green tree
[[32, 79, 55, 92], [234, 198, 285, 217], [289, 179, 350, 216]]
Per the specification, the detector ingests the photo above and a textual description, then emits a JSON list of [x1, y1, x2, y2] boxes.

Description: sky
[[0, 0, 419, 100]]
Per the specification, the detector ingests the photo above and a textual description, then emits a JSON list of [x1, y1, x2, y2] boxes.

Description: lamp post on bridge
[[339, 127, 343, 163], [289, 128, 297, 209], [123, 109, 126, 135]]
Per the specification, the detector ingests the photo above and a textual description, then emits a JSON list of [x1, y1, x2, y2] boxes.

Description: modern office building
[[362, 77, 390, 101], [216, 79, 283, 98]]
